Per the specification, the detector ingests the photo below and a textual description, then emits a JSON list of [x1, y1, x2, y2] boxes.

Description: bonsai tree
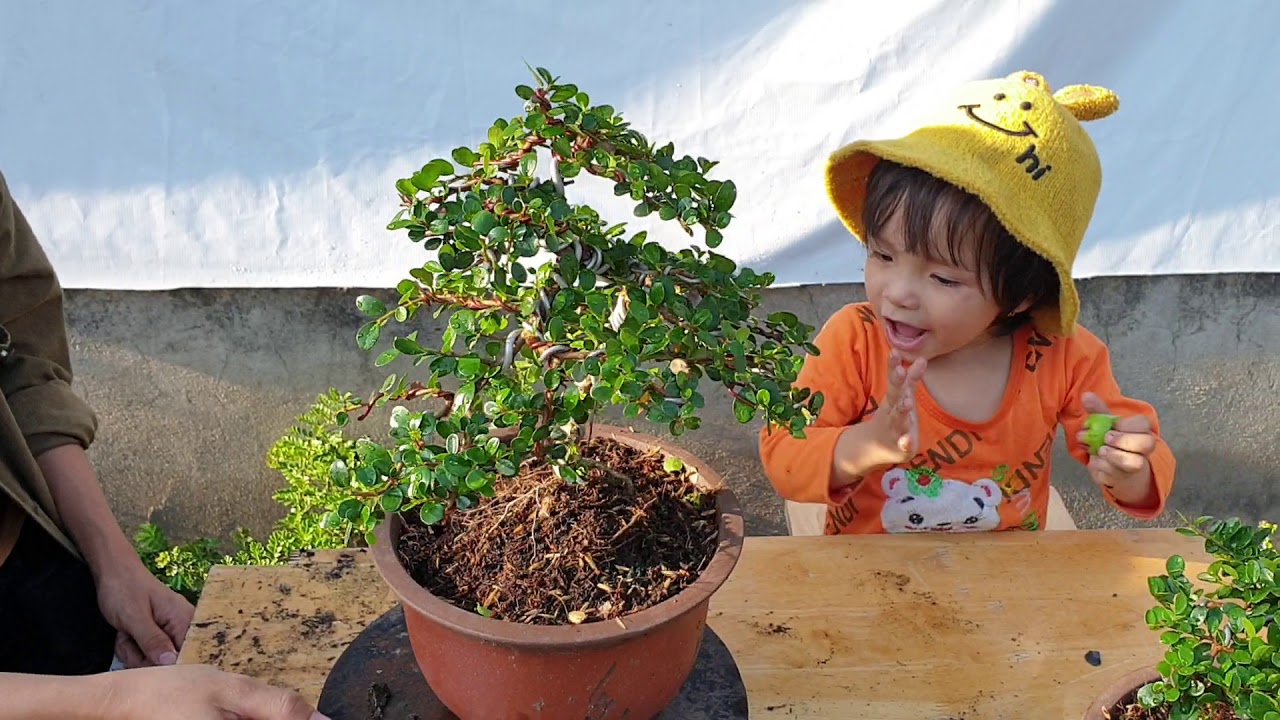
[[326, 66, 821, 623], [1135, 516, 1280, 719]]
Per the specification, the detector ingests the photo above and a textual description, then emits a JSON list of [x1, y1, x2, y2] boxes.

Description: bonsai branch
[[581, 457, 636, 494], [609, 496, 657, 542], [418, 288, 519, 313], [346, 383, 455, 422]]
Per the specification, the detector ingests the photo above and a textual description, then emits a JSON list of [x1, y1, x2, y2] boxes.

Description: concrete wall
[[67, 273, 1279, 544]]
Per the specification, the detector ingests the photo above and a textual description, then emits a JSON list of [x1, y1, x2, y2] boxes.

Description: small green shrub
[[134, 390, 359, 602], [1138, 516, 1280, 719]]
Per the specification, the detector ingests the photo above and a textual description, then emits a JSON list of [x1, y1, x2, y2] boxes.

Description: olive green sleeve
[[0, 169, 97, 455]]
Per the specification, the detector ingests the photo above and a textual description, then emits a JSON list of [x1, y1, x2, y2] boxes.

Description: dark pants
[[0, 522, 116, 674]]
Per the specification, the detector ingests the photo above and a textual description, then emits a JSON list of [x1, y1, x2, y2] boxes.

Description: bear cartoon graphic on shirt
[[880, 467, 1004, 533]]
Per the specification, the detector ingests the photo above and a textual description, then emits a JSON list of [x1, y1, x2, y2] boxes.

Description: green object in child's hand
[[1084, 413, 1118, 455]]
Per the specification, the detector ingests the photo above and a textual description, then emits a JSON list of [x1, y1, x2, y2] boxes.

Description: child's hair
[[862, 159, 1059, 335]]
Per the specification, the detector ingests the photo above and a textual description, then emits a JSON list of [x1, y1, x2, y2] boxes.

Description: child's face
[[863, 206, 1005, 361]]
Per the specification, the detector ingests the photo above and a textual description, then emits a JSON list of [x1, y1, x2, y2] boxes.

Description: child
[[759, 71, 1175, 535]]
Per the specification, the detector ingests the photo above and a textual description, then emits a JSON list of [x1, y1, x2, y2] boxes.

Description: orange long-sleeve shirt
[[759, 303, 1176, 534]]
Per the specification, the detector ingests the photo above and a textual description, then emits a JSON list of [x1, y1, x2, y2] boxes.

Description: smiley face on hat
[[950, 71, 1119, 183], [824, 70, 1120, 337]]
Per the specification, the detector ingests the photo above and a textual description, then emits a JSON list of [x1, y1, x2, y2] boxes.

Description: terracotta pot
[[371, 425, 745, 720], [1082, 667, 1161, 720]]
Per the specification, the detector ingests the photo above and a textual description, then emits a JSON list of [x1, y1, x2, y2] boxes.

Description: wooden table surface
[[179, 529, 1207, 719]]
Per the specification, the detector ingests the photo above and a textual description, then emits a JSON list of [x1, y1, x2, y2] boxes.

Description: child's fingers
[[879, 351, 922, 456], [904, 356, 928, 384], [1081, 391, 1110, 415], [1087, 456, 1123, 487], [881, 351, 907, 408], [1096, 445, 1149, 475], [893, 393, 917, 452], [1104, 430, 1157, 456], [1113, 414, 1152, 434]]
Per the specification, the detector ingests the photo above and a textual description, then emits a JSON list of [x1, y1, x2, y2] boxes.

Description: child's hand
[[1075, 392, 1158, 505], [829, 350, 926, 498], [869, 350, 927, 462]]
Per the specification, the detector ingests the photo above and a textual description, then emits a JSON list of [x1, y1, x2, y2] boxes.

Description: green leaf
[[733, 399, 754, 424], [714, 180, 737, 212], [381, 492, 403, 513], [454, 381, 476, 411], [419, 502, 445, 525], [649, 281, 666, 306], [396, 178, 417, 196], [1251, 692, 1279, 716], [337, 499, 365, 523], [356, 295, 387, 317], [520, 152, 538, 177], [452, 146, 478, 166], [558, 464, 580, 483], [664, 456, 684, 473], [471, 210, 497, 236], [356, 322, 380, 351], [1147, 576, 1167, 599], [411, 170, 439, 191], [1173, 592, 1190, 615], [329, 460, 350, 486], [375, 348, 400, 367], [394, 336, 426, 355], [466, 470, 489, 491], [706, 228, 723, 248], [425, 158, 455, 177], [586, 291, 610, 315], [515, 84, 534, 100], [457, 357, 485, 378], [355, 465, 382, 487]]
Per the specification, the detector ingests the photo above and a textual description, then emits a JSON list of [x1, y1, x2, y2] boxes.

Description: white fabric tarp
[[1, 0, 1276, 290]]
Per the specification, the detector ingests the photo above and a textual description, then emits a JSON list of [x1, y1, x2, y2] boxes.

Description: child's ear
[[1010, 298, 1034, 316]]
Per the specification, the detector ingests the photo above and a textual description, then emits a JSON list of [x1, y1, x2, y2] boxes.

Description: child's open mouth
[[885, 319, 929, 352]]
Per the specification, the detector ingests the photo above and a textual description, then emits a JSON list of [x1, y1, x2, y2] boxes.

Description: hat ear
[[1054, 84, 1120, 122]]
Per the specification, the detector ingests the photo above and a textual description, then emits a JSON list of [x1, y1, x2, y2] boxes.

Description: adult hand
[[96, 562, 194, 668], [104, 665, 329, 720]]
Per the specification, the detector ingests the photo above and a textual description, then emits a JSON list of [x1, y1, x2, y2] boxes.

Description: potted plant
[[326, 66, 821, 718], [1085, 517, 1280, 720]]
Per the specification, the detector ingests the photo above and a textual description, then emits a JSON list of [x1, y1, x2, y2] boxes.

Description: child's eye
[[872, 251, 893, 262], [932, 274, 960, 287]]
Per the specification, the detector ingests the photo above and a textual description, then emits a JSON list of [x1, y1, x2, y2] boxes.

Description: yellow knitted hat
[[825, 70, 1119, 336]]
